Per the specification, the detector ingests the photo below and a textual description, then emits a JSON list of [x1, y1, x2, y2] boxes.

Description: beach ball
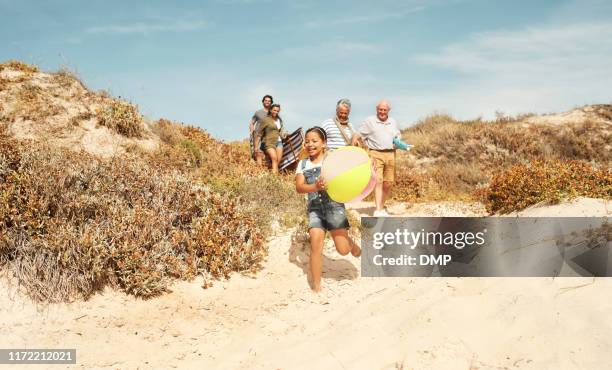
[[322, 146, 376, 203]]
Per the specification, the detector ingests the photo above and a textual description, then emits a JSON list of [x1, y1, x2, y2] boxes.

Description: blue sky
[[1, 0, 611, 140]]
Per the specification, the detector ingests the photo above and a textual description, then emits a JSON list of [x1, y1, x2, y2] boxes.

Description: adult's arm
[[356, 119, 372, 147], [249, 117, 256, 133], [254, 119, 267, 152], [358, 119, 372, 137]]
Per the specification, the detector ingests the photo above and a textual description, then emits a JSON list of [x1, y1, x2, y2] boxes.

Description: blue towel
[[393, 137, 412, 151]]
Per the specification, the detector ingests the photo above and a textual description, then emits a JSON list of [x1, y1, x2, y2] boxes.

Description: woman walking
[[254, 104, 285, 173]]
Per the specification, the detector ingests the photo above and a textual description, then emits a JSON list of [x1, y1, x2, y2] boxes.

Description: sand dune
[[2, 198, 610, 369]]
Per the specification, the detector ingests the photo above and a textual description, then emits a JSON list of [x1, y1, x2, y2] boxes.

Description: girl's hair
[[305, 126, 327, 142], [268, 104, 281, 116]]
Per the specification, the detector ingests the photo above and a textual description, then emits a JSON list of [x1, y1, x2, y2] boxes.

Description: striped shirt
[[320, 118, 355, 151]]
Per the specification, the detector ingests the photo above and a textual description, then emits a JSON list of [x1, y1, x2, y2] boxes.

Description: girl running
[[295, 126, 361, 292]]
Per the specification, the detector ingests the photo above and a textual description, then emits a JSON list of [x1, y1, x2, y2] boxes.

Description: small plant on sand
[[8, 82, 65, 122], [96, 99, 144, 138], [0, 60, 39, 74], [151, 118, 185, 146], [52, 67, 88, 91]]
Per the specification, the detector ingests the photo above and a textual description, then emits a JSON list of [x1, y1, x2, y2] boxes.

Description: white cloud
[[408, 22, 612, 121], [304, 6, 424, 28], [416, 23, 612, 75], [278, 41, 378, 60], [86, 19, 208, 35]]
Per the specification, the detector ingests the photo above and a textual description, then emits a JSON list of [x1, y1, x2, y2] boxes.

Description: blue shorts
[[308, 200, 350, 231], [276, 141, 283, 148]]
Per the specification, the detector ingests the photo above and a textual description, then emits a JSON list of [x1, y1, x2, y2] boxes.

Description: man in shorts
[[249, 94, 273, 165], [357, 100, 400, 217]]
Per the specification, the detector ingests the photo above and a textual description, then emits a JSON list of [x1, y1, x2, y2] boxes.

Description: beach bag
[[333, 119, 367, 151]]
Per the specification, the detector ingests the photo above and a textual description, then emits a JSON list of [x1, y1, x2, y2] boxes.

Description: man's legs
[[381, 151, 396, 211], [381, 181, 393, 209], [374, 181, 384, 211], [372, 151, 395, 213], [371, 151, 385, 211]]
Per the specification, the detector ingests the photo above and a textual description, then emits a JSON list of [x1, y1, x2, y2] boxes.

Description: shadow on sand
[[288, 230, 359, 288]]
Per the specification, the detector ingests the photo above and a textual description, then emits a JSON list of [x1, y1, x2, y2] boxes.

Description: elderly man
[[358, 100, 401, 217], [320, 98, 361, 151], [249, 94, 273, 165]]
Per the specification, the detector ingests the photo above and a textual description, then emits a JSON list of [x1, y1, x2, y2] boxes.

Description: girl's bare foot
[[350, 240, 361, 257]]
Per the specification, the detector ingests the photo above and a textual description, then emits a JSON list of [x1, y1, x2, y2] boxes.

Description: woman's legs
[[266, 148, 278, 173], [330, 229, 361, 257], [276, 145, 283, 169], [308, 228, 325, 292]]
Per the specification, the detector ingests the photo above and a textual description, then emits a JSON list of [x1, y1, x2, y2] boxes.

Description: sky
[[1, 0, 611, 140]]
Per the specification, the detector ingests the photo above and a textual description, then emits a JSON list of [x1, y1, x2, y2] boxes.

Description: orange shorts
[[369, 149, 396, 182]]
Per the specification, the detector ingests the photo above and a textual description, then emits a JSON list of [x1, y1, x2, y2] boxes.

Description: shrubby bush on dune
[[480, 160, 611, 214], [153, 123, 305, 232], [394, 113, 611, 208], [0, 124, 268, 302], [0, 61, 306, 302], [96, 99, 144, 138]]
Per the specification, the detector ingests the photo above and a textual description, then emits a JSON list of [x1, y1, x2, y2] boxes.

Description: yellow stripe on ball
[[326, 162, 372, 203]]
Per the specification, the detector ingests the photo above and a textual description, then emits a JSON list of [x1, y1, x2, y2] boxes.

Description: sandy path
[[1, 198, 611, 369]]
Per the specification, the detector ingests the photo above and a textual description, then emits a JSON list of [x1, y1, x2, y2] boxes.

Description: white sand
[[523, 105, 612, 126], [1, 198, 611, 369]]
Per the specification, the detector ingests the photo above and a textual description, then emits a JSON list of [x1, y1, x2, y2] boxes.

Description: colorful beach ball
[[322, 146, 376, 203]]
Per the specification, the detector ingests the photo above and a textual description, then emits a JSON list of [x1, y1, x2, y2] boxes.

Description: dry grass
[[0, 60, 39, 74], [0, 62, 312, 303], [0, 121, 306, 302], [152, 125, 306, 233], [69, 111, 94, 127], [0, 61, 39, 87], [589, 104, 612, 121], [151, 118, 185, 146], [479, 160, 612, 214], [0, 76, 8, 92], [395, 113, 611, 204], [6, 82, 66, 123], [96, 99, 144, 138], [52, 67, 88, 92], [0, 124, 267, 302]]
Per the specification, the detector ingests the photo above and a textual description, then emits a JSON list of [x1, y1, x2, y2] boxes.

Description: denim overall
[[301, 160, 349, 231]]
